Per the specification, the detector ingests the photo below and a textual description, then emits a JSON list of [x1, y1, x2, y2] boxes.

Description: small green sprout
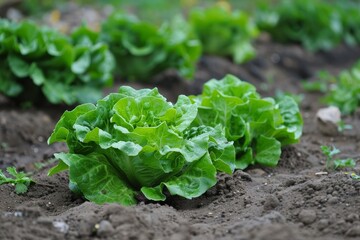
[[336, 120, 353, 132], [321, 145, 356, 171], [0, 167, 33, 194]]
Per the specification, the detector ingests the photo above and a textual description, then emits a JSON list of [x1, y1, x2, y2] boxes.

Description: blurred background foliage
[[1, 0, 279, 23], [1, 0, 359, 28]]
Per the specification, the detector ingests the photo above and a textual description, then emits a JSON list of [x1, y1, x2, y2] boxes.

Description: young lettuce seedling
[[0, 167, 33, 194], [320, 145, 356, 171]]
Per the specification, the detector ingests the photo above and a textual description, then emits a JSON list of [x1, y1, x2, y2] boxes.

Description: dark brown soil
[[1, 39, 360, 240]]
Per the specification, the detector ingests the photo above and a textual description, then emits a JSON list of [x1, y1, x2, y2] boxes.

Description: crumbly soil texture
[[1, 38, 360, 240]]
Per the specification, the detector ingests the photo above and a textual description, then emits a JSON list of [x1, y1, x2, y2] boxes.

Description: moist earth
[[1, 39, 360, 240]]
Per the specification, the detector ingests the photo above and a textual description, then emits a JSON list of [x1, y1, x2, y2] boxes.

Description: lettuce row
[[190, 6, 259, 64], [257, 0, 360, 51], [48, 86, 235, 205], [190, 75, 303, 169], [100, 12, 201, 81], [0, 19, 114, 104]]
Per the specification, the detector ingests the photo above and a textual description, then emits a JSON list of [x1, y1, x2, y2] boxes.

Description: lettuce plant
[[100, 12, 201, 81], [189, 6, 259, 64], [259, 0, 342, 51], [48, 86, 235, 205], [323, 61, 360, 114], [190, 75, 303, 169], [0, 19, 114, 104]]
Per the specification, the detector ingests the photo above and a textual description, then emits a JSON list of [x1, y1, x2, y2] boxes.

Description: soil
[[1, 34, 360, 240]]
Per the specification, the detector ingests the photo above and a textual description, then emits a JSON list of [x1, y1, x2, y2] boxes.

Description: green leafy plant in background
[[302, 62, 360, 115], [190, 6, 259, 64], [322, 61, 360, 115], [48, 86, 235, 205], [0, 19, 114, 105], [257, 0, 343, 51], [190, 75, 303, 170], [0, 167, 33, 194], [302, 70, 333, 93], [337, 1, 360, 46], [321, 145, 356, 171], [100, 12, 201, 81]]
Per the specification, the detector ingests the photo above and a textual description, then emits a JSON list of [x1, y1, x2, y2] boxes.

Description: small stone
[[97, 220, 114, 237], [316, 106, 341, 136], [298, 209, 317, 225], [346, 225, 360, 237]]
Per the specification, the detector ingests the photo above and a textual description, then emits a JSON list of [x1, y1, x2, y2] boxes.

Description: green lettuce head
[[48, 86, 235, 205]]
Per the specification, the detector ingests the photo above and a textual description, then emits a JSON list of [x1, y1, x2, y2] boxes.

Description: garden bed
[[1, 39, 360, 240]]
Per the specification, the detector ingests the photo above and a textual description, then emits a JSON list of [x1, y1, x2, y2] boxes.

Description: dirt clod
[[298, 209, 317, 225], [96, 220, 114, 237], [263, 195, 280, 211], [346, 225, 360, 237]]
